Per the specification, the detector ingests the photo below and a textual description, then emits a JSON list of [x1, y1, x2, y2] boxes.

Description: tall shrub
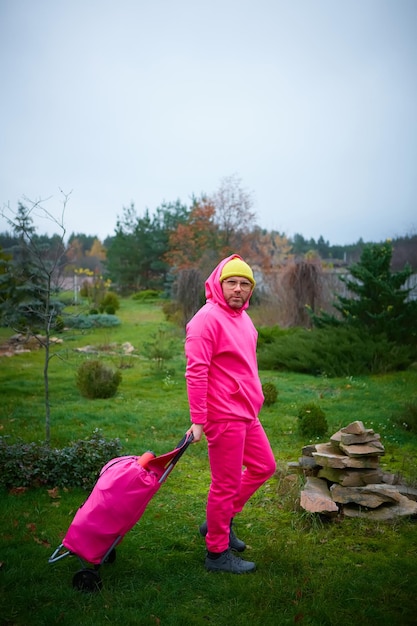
[[311, 242, 417, 345]]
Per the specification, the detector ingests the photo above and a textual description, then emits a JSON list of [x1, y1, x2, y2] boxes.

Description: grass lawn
[[1, 298, 417, 625]]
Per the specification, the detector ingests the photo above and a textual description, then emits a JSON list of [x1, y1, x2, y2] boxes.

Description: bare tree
[[210, 174, 257, 253]]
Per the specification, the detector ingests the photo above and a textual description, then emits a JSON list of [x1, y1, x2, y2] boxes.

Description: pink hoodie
[[185, 255, 264, 425]]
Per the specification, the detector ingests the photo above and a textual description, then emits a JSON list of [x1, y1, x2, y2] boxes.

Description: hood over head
[[205, 254, 255, 312]]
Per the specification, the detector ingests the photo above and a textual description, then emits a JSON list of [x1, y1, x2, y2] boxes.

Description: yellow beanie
[[220, 258, 255, 287]]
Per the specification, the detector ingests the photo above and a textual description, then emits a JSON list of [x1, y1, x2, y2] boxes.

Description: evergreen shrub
[[99, 291, 120, 314], [54, 315, 65, 332], [256, 326, 413, 377], [132, 290, 161, 301], [0, 430, 122, 489], [76, 359, 122, 399], [297, 402, 328, 438], [262, 382, 278, 406], [257, 325, 295, 348], [64, 314, 121, 329], [141, 326, 181, 370]]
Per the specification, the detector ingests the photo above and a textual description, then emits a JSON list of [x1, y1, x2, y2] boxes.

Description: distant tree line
[[2, 177, 416, 299], [1, 175, 416, 330]]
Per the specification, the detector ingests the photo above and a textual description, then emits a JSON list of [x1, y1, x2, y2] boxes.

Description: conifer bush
[[297, 402, 328, 438], [262, 382, 278, 406], [132, 289, 161, 301], [76, 359, 122, 399], [256, 325, 413, 377], [64, 313, 120, 329], [54, 315, 65, 332], [99, 291, 120, 314]]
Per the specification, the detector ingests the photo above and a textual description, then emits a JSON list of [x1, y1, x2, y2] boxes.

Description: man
[[185, 254, 276, 573]]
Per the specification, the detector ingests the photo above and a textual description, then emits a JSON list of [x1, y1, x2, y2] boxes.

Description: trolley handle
[[158, 432, 194, 484], [175, 431, 194, 449]]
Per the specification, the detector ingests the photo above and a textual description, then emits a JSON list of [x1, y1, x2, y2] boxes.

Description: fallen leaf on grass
[[34, 536, 51, 548], [9, 487, 28, 495]]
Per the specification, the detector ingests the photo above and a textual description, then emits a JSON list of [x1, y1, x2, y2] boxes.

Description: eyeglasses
[[223, 279, 253, 292]]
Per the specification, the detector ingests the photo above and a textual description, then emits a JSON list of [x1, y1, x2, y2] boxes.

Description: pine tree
[[312, 242, 417, 344], [1, 204, 63, 332]]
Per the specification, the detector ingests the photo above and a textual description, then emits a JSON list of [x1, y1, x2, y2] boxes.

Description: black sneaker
[[205, 549, 256, 574], [199, 519, 246, 552]]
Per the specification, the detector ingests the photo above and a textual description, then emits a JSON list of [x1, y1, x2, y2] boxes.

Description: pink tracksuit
[[185, 255, 276, 553]]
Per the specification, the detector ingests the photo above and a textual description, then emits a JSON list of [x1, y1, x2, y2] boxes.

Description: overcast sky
[[1, 0, 416, 245]]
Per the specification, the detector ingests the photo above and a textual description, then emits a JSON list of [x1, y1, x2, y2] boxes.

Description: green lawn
[[1, 298, 416, 625]]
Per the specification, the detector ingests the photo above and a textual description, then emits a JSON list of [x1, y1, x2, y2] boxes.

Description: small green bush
[[54, 315, 65, 332], [297, 402, 328, 438], [0, 429, 123, 489], [76, 359, 122, 399], [262, 382, 278, 406], [99, 291, 120, 313]]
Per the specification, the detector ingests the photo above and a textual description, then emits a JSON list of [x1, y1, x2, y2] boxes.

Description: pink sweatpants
[[204, 417, 276, 553]]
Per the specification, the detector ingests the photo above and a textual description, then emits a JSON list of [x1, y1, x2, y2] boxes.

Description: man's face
[[221, 276, 253, 309]]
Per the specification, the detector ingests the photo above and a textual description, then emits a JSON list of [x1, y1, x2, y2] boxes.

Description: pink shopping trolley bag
[[62, 437, 191, 564]]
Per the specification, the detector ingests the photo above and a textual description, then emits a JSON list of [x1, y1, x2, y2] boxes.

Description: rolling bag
[[48, 432, 193, 591]]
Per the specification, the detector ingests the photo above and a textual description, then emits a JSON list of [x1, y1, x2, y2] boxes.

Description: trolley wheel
[[104, 548, 116, 564], [72, 568, 102, 592]]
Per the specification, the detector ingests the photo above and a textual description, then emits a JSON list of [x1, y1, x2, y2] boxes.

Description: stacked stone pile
[[0, 333, 62, 357], [290, 420, 417, 521]]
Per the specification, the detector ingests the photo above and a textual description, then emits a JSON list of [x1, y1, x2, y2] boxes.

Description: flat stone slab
[[300, 477, 339, 514], [298, 456, 320, 469], [342, 495, 417, 520], [341, 432, 380, 446], [396, 484, 417, 501], [339, 441, 385, 457], [330, 428, 378, 446], [318, 467, 383, 487], [312, 443, 380, 469], [330, 483, 402, 508], [315, 442, 340, 455], [301, 444, 317, 457], [341, 420, 367, 434]]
